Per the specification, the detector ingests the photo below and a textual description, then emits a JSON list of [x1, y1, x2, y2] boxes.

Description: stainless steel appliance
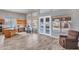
[[0, 25, 2, 32]]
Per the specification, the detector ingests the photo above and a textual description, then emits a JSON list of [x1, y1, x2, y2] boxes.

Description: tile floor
[[0, 32, 65, 50]]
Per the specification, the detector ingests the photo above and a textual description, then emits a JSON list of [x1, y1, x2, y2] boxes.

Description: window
[[4, 16, 16, 28]]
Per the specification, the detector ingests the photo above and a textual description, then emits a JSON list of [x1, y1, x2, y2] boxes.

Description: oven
[[0, 25, 2, 32]]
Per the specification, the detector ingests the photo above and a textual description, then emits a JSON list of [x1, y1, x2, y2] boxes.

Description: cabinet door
[[0, 19, 4, 24]]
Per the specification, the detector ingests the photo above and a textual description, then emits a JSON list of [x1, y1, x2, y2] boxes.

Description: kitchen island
[[3, 28, 18, 38]]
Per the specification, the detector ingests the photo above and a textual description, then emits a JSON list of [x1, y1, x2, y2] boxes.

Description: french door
[[39, 16, 51, 36], [39, 16, 71, 37]]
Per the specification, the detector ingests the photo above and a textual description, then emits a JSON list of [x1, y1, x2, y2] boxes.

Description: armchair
[[59, 30, 79, 49]]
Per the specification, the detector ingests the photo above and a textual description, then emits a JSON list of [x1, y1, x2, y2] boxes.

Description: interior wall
[[39, 9, 72, 17], [32, 11, 39, 32], [26, 13, 32, 26], [0, 10, 26, 19], [71, 10, 79, 31]]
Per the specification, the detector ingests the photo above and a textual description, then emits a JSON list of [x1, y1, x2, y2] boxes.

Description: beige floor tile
[[0, 32, 65, 50]]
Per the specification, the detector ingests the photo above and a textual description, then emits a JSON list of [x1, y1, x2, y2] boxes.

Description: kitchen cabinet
[[3, 28, 17, 38], [0, 19, 4, 24], [17, 19, 27, 26], [0, 16, 4, 24], [18, 27, 25, 32]]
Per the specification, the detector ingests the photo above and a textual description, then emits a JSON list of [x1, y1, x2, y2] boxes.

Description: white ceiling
[[4, 9, 39, 14], [3, 9, 61, 14]]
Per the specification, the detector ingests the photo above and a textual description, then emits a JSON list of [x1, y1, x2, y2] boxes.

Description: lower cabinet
[[18, 28, 25, 32], [3, 28, 16, 38]]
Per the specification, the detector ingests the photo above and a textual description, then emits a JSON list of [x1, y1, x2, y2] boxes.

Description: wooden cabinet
[[0, 19, 4, 24], [3, 28, 16, 38], [16, 19, 27, 32], [17, 19, 27, 26], [0, 16, 4, 24], [18, 28, 25, 32]]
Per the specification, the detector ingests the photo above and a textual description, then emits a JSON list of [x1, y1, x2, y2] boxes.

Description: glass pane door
[[39, 18, 45, 34], [61, 17, 71, 35], [45, 17, 51, 35], [52, 18, 61, 37]]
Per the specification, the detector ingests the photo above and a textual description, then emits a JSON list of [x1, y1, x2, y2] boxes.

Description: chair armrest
[[60, 35, 67, 38]]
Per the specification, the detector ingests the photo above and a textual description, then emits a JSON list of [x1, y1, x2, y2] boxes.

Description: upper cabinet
[[16, 19, 27, 27], [0, 16, 4, 24]]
